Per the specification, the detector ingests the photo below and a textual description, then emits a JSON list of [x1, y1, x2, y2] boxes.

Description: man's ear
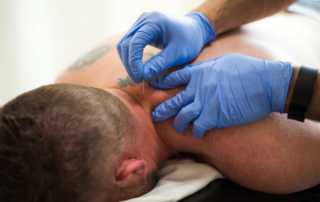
[[116, 159, 147, 188]]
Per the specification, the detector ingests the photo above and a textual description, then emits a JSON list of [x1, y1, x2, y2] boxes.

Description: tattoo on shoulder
[[68, 45, 110, 70], [117, 76, 135, 88], [116, 53, 155, 88]]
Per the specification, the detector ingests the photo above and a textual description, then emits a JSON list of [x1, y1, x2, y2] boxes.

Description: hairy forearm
[[285, 66, 320, 122], [193, 0, 297, 35]]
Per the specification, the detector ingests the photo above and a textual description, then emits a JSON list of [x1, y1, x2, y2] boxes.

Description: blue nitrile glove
[[151, 53, 293, 138], [117, 11, 216, 83]]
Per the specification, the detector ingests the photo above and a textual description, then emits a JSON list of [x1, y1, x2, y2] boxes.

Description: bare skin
[[56, 12, 320, 195], [194, 0, 297, 35]]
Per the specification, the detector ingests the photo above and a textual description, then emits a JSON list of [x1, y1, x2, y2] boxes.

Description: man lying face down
[[2, 12, 320, 202], [0, 84, 156, 202]]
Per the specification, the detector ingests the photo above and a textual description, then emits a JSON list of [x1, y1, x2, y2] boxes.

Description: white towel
[[121, 157, 224, 202]]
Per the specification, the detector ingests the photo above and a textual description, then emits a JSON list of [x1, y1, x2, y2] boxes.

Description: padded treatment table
[[178, 1, 320, 201], [179, 179, 320, 202]]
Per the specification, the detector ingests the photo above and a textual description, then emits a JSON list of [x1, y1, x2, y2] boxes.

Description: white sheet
[[121, 157, 224, 202]]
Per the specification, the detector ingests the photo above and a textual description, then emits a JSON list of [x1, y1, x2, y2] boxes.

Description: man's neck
[[136, 84, 208, 157], [112, 81, 207, 166], [153, 117, 208, 156]]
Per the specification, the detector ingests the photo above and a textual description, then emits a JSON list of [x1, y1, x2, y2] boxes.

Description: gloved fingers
[[150, 60, 213, 89], [173, 102, 201, 134], [130, 12, 151, 30], [150, 67, 192, 89], [117, 13, 151, 82], [192, 107, 218, 138], [129, 24, 161, 83], [151, 90, 191, 122], [184, 63, 198, 69], [119, 35, 136, 81], [142, 46, 173, 80]]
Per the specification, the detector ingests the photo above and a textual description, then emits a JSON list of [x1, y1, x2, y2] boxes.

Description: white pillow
[[121, 157, 224, 202]]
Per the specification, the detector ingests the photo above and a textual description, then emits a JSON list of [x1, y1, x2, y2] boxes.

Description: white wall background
[[0, 0, 205, 106]]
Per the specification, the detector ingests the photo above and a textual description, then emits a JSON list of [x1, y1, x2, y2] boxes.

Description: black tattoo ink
[[68, 46, 110, 70], [116, 53, 155, 88], [117, 76, 135, 88]]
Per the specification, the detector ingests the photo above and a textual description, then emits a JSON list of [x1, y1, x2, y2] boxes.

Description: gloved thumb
[[143, 46, 174, 80]]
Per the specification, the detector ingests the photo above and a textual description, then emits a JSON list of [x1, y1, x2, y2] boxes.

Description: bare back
[[56, 12, 320, 194]]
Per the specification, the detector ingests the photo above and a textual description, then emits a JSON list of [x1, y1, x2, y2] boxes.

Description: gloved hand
[[117, 11, 216, 83], [151, 53, 293, 138]]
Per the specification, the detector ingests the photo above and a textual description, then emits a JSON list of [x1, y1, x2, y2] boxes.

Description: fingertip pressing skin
[[151, 67, 192, 90], [151, 99, 178, 122], [151, 110, 164, 122], [173, 103, 201, 134], [151, 103, 172, 122], [192, 125, 205, 138]]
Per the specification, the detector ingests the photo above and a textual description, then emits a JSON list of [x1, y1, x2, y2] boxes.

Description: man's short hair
[[0, 84, 133, 202]]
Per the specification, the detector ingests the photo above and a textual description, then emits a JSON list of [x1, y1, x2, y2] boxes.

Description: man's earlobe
[[116, 159, 147, 183]]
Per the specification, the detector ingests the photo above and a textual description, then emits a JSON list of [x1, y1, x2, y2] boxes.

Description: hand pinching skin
[[117, 11, 216, 83]]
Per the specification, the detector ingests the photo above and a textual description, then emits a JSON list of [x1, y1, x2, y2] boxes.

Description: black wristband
[[288, 66, 318, 122]]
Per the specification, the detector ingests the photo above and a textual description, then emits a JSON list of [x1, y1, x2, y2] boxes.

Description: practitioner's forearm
[[285, 66, 320, 122], [193, 0, 297, 35]]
